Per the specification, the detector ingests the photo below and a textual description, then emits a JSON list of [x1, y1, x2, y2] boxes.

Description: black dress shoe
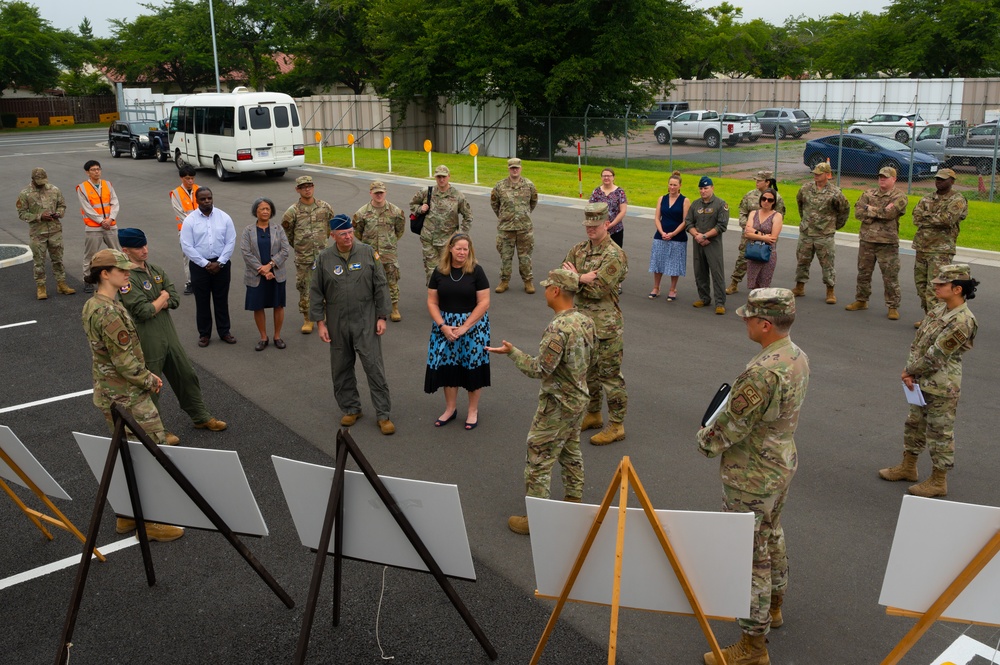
[[198, 337, 210, 347], [255, 339, 268, 352], [273, 338, 286, 349], [221, 334, 237, 344], [183, 282, 193, 295]]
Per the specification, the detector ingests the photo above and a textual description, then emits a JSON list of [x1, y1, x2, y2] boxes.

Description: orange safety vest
[[172, 184, 200, 230], [79, 180, 114, 227]]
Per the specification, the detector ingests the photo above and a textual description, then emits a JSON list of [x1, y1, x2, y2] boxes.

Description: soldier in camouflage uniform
[[491, 157, 539, 294], [879, 264, 977, 498], [697, 288, 809, 665], [727, 170, 785, 294], [792, 162, 850, 304], [16, 168, 75, 300], [353, 180, 406, 322], [282, 175, 335, 334], [562, 202, 628, 446], [911, 168, 967, 327], [487, 268, 595, 535], [82, 248, 184, 542], [846, 166, 908, 319], [411, 165, 473, 280]]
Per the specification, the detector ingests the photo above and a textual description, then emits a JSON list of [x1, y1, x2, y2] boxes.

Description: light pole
[[208, 0, 221, 92]]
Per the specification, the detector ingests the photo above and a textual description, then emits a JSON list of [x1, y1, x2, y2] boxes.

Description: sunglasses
[[760, 197, 775, 202]]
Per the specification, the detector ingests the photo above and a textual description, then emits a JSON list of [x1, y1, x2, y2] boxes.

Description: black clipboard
[[701, 383, 731, 428]]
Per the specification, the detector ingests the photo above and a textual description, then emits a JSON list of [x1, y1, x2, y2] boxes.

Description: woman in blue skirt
[[649, 171, 690, 301], [426, 233, 491, 430], [240, 197, 290, 351]]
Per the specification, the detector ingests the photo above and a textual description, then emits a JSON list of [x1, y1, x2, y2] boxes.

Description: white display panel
[[272, 456, 475, 581], [74, 432, 268, 536], [0, 426, 71, 500]]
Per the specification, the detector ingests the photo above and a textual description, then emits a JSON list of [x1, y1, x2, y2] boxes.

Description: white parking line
[[0, 389, 93, 414], [0, 320, 36, 330], [0, 537, 139, 590]]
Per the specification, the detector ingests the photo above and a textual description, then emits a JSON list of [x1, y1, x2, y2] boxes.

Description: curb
[[0, 245, 32, 269]]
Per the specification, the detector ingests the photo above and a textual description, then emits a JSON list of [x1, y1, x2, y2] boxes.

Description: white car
[[723, 113, 763, 142], [848, 113, 927, 144]]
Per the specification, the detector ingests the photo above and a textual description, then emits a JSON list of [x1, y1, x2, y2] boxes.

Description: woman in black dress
[[426, 233, 491, 430], [240, 197, 291, 351]]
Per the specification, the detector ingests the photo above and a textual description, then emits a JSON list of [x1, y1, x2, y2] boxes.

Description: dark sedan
[[802, 134, 939, 179]]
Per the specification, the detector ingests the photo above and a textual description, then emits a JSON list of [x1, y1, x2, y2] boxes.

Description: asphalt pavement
[[1, 129, 999, 664]]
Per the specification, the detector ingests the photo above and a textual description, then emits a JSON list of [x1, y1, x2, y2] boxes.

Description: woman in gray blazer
[[240, 197, 291, 350]]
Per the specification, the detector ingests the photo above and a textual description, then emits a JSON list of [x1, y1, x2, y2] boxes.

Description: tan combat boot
[[57, 281, 76, 295], [908, 468, 947, 497], [590, 422, 625, 446], [390, 303, 401, 322], [495, 280, 509, 293], [703, 633, 769, 665], [845, 300, 868, 311], [508, 515, 529, 535], [564, 496, 582, 503], [301, 318, 314, 334], [914, 319, 923, 329], [769, 594, 783, 628], [879, 452, 918, 482], [340, 412, 362, 427], [524, 280, 535, 294], [116, 517, 185, 542], [825, 286, 836, 304], [164, 432, 180, 446], [581, 411, 603, 431], [887, 308, 900, 320], [791, 282, 805, 297], [36, 284, 48, 300], [378, 419, 396, 435], [725, 280, 739, 295]]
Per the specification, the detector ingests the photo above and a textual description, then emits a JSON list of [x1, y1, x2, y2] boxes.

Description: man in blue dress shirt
[[180, 188, 237, 346]]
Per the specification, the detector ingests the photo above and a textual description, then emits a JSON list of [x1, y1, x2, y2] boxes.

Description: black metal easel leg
[[117, 414, 155, 586]]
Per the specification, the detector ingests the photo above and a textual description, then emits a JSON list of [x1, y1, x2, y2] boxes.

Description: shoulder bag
[[410, 186, 433, 234], [745, 211, 773, 263]]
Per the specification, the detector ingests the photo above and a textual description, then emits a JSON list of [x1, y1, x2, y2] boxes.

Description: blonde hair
[[669, 170, 682, 185], [436, 233, 477, 275]]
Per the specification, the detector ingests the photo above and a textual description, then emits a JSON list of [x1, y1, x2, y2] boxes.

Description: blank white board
[[74, 432, 268, 536], [527, 497, 754, 617], [879, 495, 1000, 625], [0, 426, 71, 500], [272, 456, 476, 581]]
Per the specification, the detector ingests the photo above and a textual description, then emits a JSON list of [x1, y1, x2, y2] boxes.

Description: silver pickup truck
[[653, 110, 754, 149], [912, 121, 1000, 174]]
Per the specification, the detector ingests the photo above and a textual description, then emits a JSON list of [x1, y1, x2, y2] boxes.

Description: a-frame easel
[[530, 455, 729, 665], [881, 528, 1000, 665], [54, 404, 295, 665], [0, 446, 105, 562], [293, 429, 497, 664]]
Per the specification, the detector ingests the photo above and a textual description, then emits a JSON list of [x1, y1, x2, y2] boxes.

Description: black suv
[[108, 120, 170, 161]]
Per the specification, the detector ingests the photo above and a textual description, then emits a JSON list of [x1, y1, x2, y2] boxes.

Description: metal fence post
[[547, 110, 552, 162], [624, 105, 630, 169], [907, 106, 917, 195], [837, 108, 848, 189], [584, 104, 590, 166]]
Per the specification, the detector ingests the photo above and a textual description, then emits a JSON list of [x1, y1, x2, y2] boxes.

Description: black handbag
[[410, 186, 433, 234]]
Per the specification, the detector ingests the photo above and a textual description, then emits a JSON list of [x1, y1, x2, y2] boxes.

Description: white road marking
[[0, 389, 93, 414], [0, 537, 139, 590], [0, 320, 36, 330]]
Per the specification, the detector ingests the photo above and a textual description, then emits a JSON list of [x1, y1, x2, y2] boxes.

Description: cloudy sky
[[43, 0, 890, 38]]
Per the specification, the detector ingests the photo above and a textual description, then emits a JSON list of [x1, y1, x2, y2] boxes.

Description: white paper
[[0, 426, 71, 500], [902, 381, 927, 406], [705, 394, 729, 428], [932, 635, 1000, 665]]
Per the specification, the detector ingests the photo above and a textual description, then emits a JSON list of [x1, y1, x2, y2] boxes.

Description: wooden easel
[[530, 455, 728, 665], [54, 404, 295, 665], [293, 429, 497, 664], [881, 528, 1000, 665], [0, 447, 105, 562]]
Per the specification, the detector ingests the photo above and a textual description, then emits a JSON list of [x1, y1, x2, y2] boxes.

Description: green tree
[[58, 70, 113, 96], [100, 0, 220, 93], [285, 0, 380, 94], [0, 1, 71, 95], [215, 0, 292, 91], [885, 0, 1000, 77]]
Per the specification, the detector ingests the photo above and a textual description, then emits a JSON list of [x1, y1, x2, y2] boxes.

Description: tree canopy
[[0, 1, 75, 94]]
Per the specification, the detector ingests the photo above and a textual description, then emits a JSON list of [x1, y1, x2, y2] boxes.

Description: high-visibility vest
[[172, 184, 200, 231], [79, 180, 114, 227]]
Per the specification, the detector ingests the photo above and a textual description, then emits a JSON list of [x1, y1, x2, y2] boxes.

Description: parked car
[[653, 110, 754, 148], [913, 121, 1000, 174], [643, 101, 690, 124], [723, 113, 762, 142], [848, 113, 927, 144], [802, 134, 939, 179], [752, 108, 811, 139], [108, 120, 170, 161], [967, 121, 999, 147]]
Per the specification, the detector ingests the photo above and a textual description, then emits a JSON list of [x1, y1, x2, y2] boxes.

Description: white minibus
[[168, 87, 305, 180]]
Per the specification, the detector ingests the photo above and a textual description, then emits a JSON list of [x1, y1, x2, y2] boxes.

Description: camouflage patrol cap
[[753, 170, 774, 181], [31, 167, 48, 184], [935, 168, 957, 180], [931, 264, 971, 284], [540, 268, 580, 293], [878, 166, 897, 178], [811, 162, 832, 175], [434, 165, 450, 177], [295, 175, 314, 187], [507, 158, 522, 168], [91, 249, 139, 271], [583, 202, 609, 226], [370, 180, 386, 193], [735, 288, 796, 319]]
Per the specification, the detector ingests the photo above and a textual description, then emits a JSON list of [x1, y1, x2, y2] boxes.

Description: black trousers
[[610, 229, 624, 248], [189, 260, 231, 338]]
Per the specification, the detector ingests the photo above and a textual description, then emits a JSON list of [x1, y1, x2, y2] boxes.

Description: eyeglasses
[[760, 197, 775, 202]]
